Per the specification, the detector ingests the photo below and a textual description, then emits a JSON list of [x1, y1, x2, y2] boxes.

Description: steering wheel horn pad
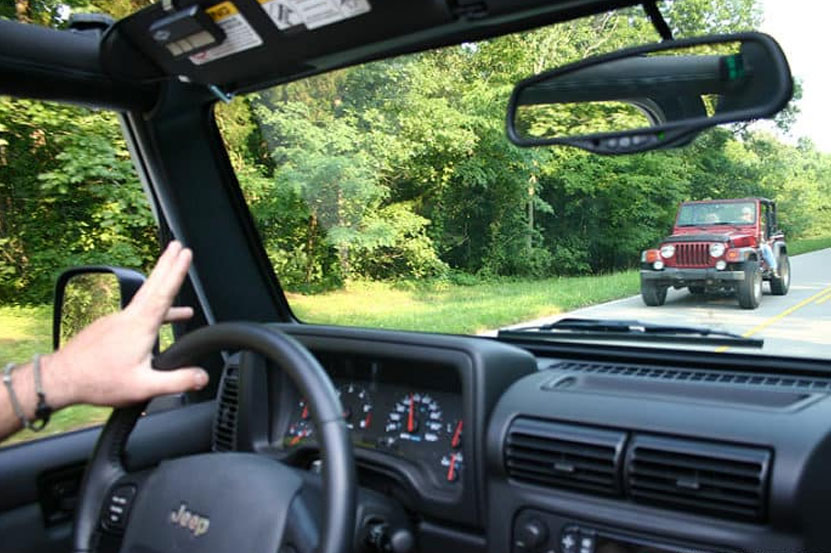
[[72, 322, 356, 553], [119, 453, 303, 553]]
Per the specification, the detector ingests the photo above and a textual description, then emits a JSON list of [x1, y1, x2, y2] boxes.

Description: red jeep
[[640, 198, 790, 309]]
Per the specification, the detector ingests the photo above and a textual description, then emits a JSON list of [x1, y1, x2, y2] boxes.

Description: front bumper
[[641, 267, 745, 283]]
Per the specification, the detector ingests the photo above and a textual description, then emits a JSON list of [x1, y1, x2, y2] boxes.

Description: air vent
[[548, 361, 831, 391], [212, 364, 239, 452], [626, 435, 770, 521], [505, 418, 626, 496]]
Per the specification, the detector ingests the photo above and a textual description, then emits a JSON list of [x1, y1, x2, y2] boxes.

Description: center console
[[513, 510, 728, 553], [487, 357, 831, 553]]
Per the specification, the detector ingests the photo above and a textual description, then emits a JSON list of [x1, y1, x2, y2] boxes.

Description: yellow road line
[[816, 290, 831, 306], [715, 285, 831, 353]]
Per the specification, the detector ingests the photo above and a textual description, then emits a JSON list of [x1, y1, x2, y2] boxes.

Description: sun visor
[[101, 0, 453, 92]]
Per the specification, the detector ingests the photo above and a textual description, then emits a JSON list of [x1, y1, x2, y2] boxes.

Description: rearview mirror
[[506, 32, 793, 154]]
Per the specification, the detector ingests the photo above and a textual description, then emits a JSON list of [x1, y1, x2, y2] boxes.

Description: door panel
[[0, 401, 214, 553]]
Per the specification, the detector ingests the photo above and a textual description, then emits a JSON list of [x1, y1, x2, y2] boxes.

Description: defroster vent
[[212, 364, 240, 452], [505, 418, 627, 496], [626, 435, 770, 521]]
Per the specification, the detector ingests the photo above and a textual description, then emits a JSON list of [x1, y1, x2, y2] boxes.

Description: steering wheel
[[71, 322, 356, 553]]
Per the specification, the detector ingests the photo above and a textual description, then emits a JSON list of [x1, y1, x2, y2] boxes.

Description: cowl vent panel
[[505, 418, 626, 496], [626, 434, 770, 522], [548, 361, 831, 392]]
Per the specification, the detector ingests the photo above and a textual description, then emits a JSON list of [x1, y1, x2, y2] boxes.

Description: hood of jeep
[[664, 226, 756, 245]]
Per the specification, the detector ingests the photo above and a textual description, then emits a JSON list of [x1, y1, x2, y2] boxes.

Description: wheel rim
[[783, 260, 791, 288], [754, 271, 762, 302]]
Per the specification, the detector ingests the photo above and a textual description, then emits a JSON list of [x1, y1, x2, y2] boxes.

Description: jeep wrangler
[[640, 198, 791, 309]]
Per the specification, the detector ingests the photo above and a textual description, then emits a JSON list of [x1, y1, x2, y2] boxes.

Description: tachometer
[[385, 393, 443, 442], [337, 382, 373, 430]]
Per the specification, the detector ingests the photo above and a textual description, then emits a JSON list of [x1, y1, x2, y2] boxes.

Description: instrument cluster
[[282, 358, 464, 489]]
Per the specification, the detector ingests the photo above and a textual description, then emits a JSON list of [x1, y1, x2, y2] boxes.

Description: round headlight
[[653, 260, 665, 270], [715, 260, 727, 270], [660, 245, 675, 258], [709, 243, 726, 258]]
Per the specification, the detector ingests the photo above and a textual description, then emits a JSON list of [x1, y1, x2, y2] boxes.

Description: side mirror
[[52, 266, 146, 351], [506, 32, 793, 154], [51, 265, 189, 413]]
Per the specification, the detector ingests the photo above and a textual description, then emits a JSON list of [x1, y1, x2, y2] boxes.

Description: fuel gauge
[[285, 398, 313, 446], [440, 451, 464, 483], [286, 419, 314, 446]]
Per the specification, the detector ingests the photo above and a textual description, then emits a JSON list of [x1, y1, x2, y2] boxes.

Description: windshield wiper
[[498, 317, 763, 348]]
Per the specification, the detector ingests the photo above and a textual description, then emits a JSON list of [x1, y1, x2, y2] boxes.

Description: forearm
[[1, 355, 76, 442]]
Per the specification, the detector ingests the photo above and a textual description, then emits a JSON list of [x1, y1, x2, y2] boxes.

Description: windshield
[[676, 202, 757, 226], [219, 7, 831, 361]]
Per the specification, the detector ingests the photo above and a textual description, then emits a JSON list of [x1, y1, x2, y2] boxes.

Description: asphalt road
[[500, 248, 831, 359]]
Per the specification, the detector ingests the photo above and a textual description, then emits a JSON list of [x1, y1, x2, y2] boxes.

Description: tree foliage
[[0, 99, 157, 303]]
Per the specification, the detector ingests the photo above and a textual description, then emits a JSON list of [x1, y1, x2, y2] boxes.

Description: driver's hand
[[44, 241, 209, 409]]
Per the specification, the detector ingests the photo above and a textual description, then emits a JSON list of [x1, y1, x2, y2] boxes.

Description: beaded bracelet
[[2, 355, 52, 431]]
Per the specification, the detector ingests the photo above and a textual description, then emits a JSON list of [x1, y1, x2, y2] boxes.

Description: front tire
[[769, 254, 791, 296], [641, 278, 668, 306], [737, 260, 763, 309]]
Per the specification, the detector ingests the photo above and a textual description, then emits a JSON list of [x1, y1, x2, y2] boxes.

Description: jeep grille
[[675, 243, 711, 267]]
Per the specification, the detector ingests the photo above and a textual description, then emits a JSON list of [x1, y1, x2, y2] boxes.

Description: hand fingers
[[129, 241, 182, 307], [141, 367, 209, 398], [164, 306, 194, 323], [129, 243, 193, 325]]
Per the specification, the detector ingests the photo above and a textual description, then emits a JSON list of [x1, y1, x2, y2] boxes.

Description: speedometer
[[385, 393, 443, 442]]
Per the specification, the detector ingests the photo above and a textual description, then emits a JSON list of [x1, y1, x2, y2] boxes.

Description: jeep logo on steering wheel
[[170, 503, 210, 537]]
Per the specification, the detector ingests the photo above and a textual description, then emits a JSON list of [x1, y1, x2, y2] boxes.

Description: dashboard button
[[515, 518, 548, 550], [579, 533, 595, 553], [560, 530, 578, 553]]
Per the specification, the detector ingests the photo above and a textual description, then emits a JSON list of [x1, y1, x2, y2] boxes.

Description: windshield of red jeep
[[676, 202, 757, 226]]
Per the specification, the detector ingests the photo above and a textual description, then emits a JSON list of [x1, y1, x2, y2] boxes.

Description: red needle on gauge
[[407, 394, 415, 433], [447, 453, 458, 482], [451, 420, 463, 448], [290, 429, 307, 446]]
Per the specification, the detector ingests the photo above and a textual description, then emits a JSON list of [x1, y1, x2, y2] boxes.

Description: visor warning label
[[258, 0, 371, 31], [190, 2, 263, 65]]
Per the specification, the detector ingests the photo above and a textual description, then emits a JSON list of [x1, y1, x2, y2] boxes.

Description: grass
[[1, 233, 829, 447], [288, 270, 640, 334], [0, 305, 110, 448], [788, 235, 831, 256]]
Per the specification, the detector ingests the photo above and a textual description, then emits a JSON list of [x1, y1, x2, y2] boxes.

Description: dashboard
[[224, 323, 536, 529], [280, 356, 466, 490], [216, 323, 831, 553]]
